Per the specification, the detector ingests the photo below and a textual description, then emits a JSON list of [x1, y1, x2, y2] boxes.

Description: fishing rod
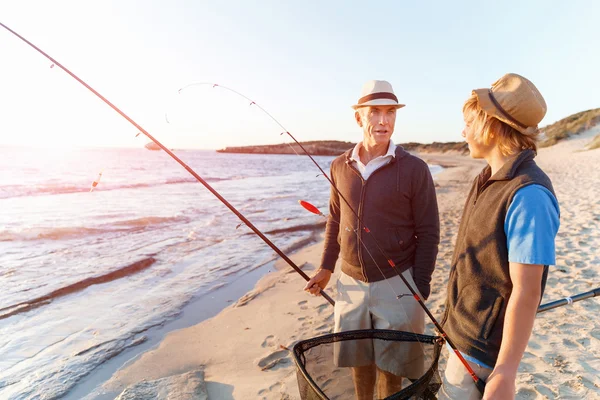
[[0, 21, 334, 307], [537, 287, 600, 313], [172, 83, 485, 394]]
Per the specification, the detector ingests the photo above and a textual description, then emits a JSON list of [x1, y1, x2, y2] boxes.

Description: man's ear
[[355, 110, 362, 127]]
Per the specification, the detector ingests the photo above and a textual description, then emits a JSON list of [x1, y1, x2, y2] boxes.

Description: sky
[[0, 0, 599, 150]]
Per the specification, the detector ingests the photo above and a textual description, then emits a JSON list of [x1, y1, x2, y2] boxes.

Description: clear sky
[[1, 0, 599, 149]]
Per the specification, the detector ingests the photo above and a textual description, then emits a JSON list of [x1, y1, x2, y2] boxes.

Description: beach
[[93, 128, 600, 399]]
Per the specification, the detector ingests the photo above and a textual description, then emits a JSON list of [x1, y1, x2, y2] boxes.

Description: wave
[[0, 226, 117, 241], [111, 215, 189, 228], [0, 176, 243, 199], [261, 221, 326, 235], [281, 231, 321, 255], [0, 216, 189, 242], [0, 257, 156, 320]]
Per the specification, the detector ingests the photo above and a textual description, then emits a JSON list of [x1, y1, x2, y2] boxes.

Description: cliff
[[217, 140, 468, 156], [216, 108, 600, 155]]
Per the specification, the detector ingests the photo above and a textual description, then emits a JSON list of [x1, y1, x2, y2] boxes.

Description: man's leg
[[376, 367, 403, 398], [352, 365, 377, 399], [371, 271, 426, 385], [334, 273, 375, 397]]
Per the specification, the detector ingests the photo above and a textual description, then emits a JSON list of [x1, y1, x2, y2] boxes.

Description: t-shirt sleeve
[[505, 184, 560, 265]]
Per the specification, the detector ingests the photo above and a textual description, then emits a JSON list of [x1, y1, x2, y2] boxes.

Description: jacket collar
[[344, 142, 409, 164], [349, 140, 396, 164], [478, 149, 536, 184]]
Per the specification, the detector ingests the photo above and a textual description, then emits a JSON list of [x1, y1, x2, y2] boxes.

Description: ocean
[[0, 146, 440, 399]]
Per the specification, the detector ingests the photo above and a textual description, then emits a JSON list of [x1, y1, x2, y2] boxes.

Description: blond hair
[[463, 93, 538, 156]]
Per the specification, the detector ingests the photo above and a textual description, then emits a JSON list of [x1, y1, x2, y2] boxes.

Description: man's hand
[[304, 269, 332, 296], [482, 368, 516, 400]]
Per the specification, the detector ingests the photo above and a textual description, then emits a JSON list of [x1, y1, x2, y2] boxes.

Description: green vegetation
[[539, 108, 600, 148]]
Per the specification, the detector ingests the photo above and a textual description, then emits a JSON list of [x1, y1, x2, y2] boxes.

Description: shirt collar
[[350, 140, 396, 163]]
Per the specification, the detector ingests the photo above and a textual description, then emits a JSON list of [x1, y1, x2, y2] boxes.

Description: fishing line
[[172, 82, 435, 378], [172, 82, 484, 392]]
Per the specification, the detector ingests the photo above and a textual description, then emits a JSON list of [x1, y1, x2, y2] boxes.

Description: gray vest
[[441, 149, 556, 368]]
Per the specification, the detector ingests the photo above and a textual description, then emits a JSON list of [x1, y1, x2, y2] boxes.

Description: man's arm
[[483, 262, 544, 400], [306, 169, 341, 295], [410, 162, 440, 300], [320, 171, 342, 272]]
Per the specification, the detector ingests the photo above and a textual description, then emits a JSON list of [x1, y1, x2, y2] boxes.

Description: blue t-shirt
[[505, 184, 560, 265], [458, 184, 560, 369]]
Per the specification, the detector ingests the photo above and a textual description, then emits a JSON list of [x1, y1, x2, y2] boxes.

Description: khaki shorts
[[333, 269, 425, 378], [437, 348, 493, 400]]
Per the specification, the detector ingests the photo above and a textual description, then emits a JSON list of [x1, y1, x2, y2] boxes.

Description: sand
[[100, 129, 600, 399]]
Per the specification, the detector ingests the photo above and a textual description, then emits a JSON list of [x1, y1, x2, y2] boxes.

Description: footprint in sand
[[315, 323, 330, 332], [298, 300, 308, 310], [261, 335, 276, 348], [314, 303, 328, 314], [562, 338, 579, 349], [534, 384, 558, 399], [257, 382, 284, 399], [529, 372, 554, 385], [516, 387, 538, 398], [257, 350, 291, 371]]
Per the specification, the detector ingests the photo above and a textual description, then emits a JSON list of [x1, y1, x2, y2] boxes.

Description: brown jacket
[[320, 146, 440, 299]]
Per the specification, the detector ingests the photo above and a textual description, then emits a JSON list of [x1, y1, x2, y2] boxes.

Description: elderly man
[[305, 80, 440, 399]]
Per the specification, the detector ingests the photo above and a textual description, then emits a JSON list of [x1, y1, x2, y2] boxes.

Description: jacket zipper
[[347, 158, 398, 282], [346, 163, 368, 282]]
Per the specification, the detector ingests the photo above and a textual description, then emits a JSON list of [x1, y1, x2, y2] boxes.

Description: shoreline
[[85, 151, 483, 399], [69, 249, 318, 399], [66, 259, 279, 399]]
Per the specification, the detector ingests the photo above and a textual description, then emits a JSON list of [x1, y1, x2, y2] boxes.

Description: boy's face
[[462, 111, 494, 159]]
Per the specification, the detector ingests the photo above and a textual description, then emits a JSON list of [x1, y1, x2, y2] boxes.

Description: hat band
[[357, 92, 398, 105], [487, 90, 528, 130]]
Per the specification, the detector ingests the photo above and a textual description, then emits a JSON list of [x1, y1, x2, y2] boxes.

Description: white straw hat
[[352, 80, 405, 110]]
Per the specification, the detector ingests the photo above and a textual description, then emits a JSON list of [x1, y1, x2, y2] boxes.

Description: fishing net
[[293, 329, 442, 400]]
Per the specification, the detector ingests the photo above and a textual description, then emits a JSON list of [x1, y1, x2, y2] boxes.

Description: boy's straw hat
[[473, 73, 547, 135]]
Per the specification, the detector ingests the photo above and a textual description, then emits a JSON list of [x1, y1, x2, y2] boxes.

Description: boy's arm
[[482, 262, 544, 400]]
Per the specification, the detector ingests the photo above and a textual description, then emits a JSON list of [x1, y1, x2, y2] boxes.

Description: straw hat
[[473, 73, 547, 135], [352, 80, 405, 110]]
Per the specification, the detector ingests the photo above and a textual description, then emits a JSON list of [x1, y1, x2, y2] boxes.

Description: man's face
[[356, 105, 397, 147]]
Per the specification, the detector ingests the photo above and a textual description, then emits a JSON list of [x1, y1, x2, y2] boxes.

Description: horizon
[[3, 102, 593, 152], [1, 1, 599, 150]]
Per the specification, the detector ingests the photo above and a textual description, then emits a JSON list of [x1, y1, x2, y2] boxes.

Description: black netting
[[293, 329, 442, 400]]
